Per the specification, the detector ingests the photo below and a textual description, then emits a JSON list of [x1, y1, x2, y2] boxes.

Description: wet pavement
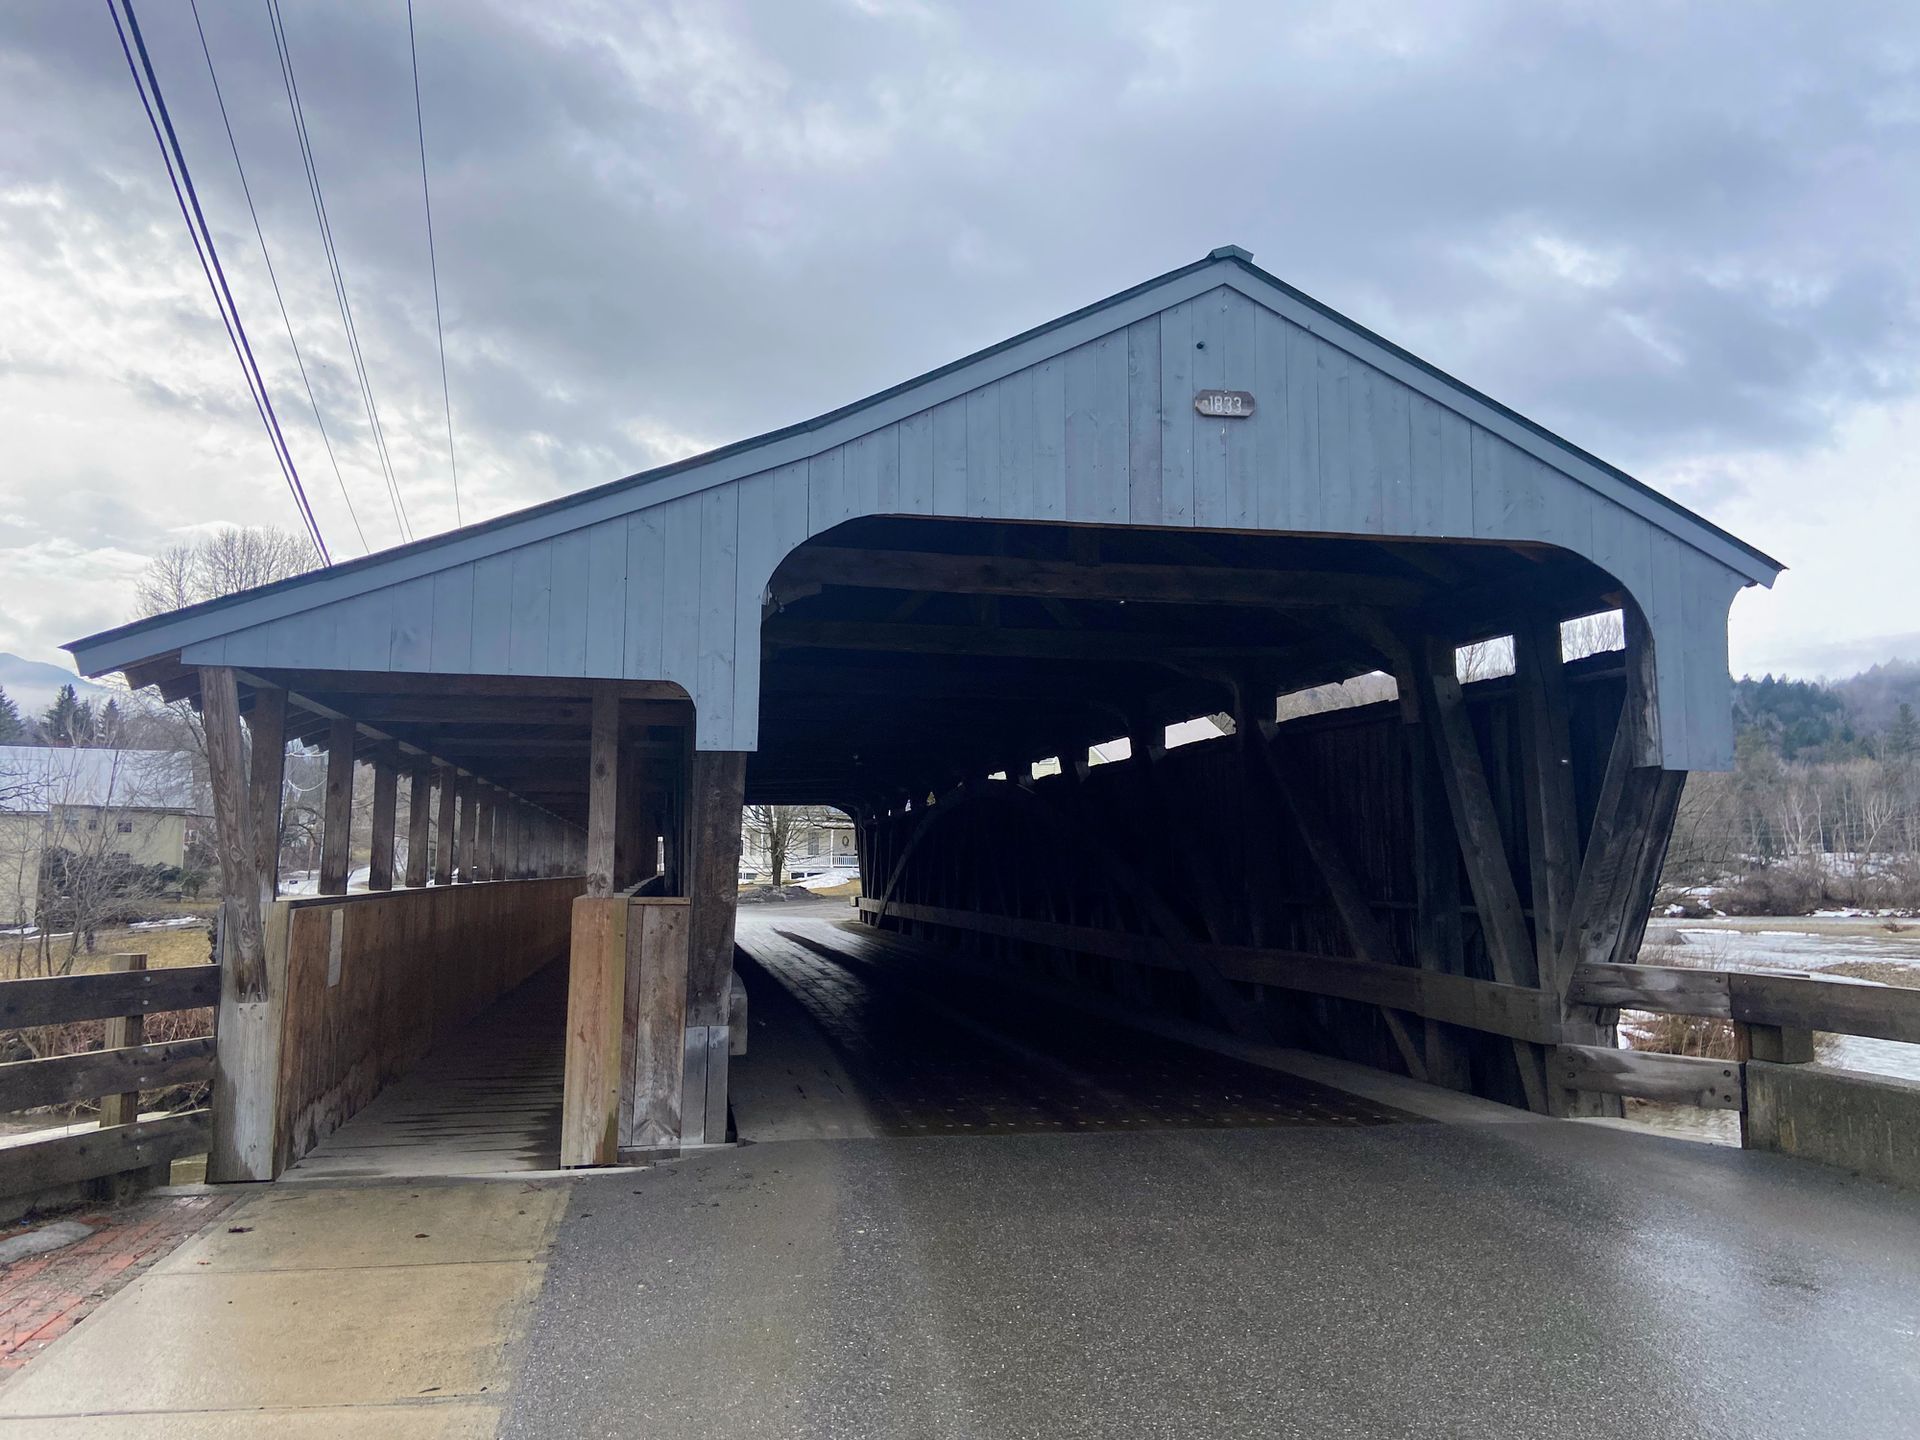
[[498, 911, 1920, 1440]]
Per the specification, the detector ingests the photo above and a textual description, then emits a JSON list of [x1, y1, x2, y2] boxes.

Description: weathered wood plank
[[1567, 962, 1733, 1016], [368, 758, 398, 891], [318, 716, 355, 896], [199, 668, 263, 999], [585, 688, 618, 898], [246, 686, 287, 903], [96, 952, 147, 1129], [0, 967, 223, 1029], [405, 769, 431, 888], [1548, 1044, 1743, 1110], [560, 895, 626, 1167], [0, 1037, 216, 1113], [624, 899, 689, 1151], [860, 898, 1563, 1044], [0, 1112, 211, 1201]]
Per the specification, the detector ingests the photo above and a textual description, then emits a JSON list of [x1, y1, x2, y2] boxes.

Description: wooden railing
[[857, 898, 1920, 1126], [0, 954, 218, 1203], [1554, 960, 1920, 1115]]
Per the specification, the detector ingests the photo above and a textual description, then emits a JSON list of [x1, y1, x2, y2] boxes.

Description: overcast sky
[[3, 0, 1918, 681]]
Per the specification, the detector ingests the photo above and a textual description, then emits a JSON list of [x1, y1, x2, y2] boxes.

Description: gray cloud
[[2, 0, 1919, 672]]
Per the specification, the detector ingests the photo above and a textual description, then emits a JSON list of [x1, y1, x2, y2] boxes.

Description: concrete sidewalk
[[0, 1179, 568, 1437]]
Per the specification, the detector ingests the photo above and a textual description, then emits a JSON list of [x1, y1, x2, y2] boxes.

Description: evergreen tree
[[41, 685, 93, 747], [1889, 702, 1920, 761], [0, 685, 21, 743]]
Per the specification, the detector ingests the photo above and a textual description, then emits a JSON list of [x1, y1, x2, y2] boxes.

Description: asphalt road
[[502, 913, 1920, 1440]]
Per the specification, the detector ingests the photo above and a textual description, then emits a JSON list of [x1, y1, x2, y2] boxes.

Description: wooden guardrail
[[0, 955, 217, 1203], [858, 899, 1919, 1120]]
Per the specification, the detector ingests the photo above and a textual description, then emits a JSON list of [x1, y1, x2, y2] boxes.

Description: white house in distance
[[0, 746, 208, 927]]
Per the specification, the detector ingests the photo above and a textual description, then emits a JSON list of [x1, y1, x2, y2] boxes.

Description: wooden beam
[[586, 689, 619, 897], [1549, 1044, 1742, 1110], [246, 686, 287, 903], [433, 765, 457, 885], [1515, 613, 1579, 983], [0, 965, 220, 1028], [683, 750, 747, 1145], [1257, 731, 1427, 1082], [1413, 646, 1549, 1112], [859, 900, 1563, 1044], [319, 717, 355, 896], [766, 619, 1298, 664], [772, 546, 1427, 610], [458, 771, 480, 882], [404, 768, 432, 887], [200, 668, 262, 998], [367, 754, 398, 891]]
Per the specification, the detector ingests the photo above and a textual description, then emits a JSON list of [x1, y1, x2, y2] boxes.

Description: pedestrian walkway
[[283, 964, 567, 1182], [0, 1193, 235, 1376], [0, 1178, 568, 1436]]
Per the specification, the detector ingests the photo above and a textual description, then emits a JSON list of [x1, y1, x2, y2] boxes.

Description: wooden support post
[[94, 952, 168, 1197], [1515, 616, 1580, 990], [201, 666, 279, 1181], [458, 772, 480, 882], [97, 952, 149, 1131], [404, 768, 432, 887], [433, 766, 457, 885], [683, 749, 746, 1145], [318, 717, 355, 896], [246, 685, 286, 905], [1258, 729, 1427, 1083], [368, 752, 398, 892], [1414, 643, 1549, 1112], [586, 689, 619, 896], [1408, 719, 1473, 1092], [472, 787, 493, 882]]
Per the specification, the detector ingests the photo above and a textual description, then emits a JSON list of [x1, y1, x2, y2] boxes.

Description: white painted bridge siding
[[144, 262, 1763, 769]]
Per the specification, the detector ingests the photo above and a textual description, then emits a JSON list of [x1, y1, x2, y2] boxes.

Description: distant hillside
[[0, 653, 115, 718], [1735, 658, 1920, 759], [1828, 657, 1920, 733]]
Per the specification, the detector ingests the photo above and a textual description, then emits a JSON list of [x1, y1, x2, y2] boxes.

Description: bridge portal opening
[[732, 516, 1657, 1121]]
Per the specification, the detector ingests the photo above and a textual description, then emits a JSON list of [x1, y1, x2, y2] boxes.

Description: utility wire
[[186, 0, 367, 554], [408, 0, 461, 527], [108, 0, 330, 563], [264, 0, 414, 544]]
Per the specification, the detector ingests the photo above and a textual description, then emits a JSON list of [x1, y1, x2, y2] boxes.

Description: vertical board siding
[[583, 520, 627, 675], [623, 510, 667, 680], [931, 398, 968, 516], [998, 370, 1037, 518], [547, 530, 591, 677], [1221, 290, 1259, 528], [470, 552, 514, 673], [508, 541, 553, 675], [1033, 357, 1067, 520], [388, 576, 435, 671], [1189, 289, 1227, 526], [659, 496, 703, 707], [1125, 317, 1162, 524], [1157, 299, 1194, 525], [429, 565, 475, 673], [173, 286, 1748, 768], [733, 462, 810, 729], [965, 385, 999, 519], [697, 485, 739, 746], [1065, 330, 1128, 523]]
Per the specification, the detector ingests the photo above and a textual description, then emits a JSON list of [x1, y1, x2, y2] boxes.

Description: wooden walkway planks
[[284, 964, 566, 1181]]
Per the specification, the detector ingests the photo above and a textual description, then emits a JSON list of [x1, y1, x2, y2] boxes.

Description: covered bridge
[[69, 246, 1780, 1180]]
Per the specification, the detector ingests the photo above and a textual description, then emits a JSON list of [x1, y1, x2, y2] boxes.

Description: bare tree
[[133, 525, 318, 619], [741, 805, 842, 887]]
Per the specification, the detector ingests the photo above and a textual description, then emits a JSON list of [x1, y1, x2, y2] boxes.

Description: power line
[[186, 0, 367, 554], [264, 0, 414, 544], [108, 0, 330, 564], [408, 0, 461, 527]]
